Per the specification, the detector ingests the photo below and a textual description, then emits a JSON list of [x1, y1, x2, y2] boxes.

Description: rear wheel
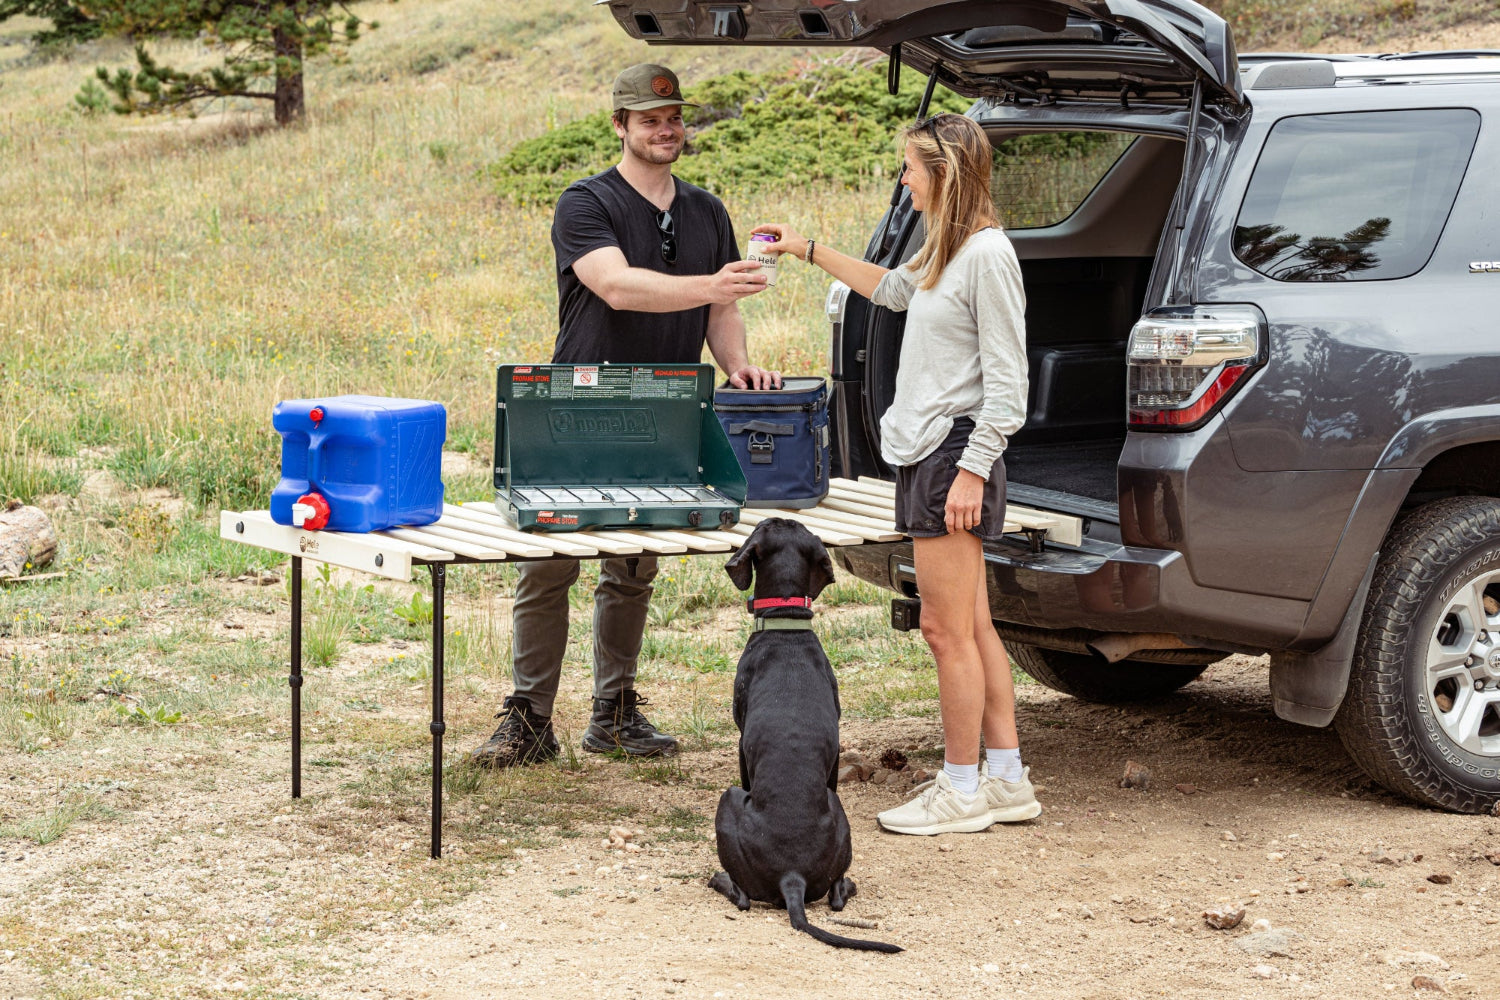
[[1007, 642, 1214, 703], [1335, 497, 1500, 813]]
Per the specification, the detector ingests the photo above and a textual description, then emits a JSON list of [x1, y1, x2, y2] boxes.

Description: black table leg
[[290, 555, 303, 799], [429, 563, 446, 859]]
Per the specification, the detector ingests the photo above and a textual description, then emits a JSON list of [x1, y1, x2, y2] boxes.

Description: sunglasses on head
[[915, 113, 952, 160], [656, 209, 676, 265]]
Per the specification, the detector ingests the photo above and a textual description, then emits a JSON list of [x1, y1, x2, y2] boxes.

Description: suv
[[604, 0, 1500, 814]]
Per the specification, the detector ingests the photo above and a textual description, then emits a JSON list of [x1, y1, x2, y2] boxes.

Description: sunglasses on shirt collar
[[656, 209, 676, 265]]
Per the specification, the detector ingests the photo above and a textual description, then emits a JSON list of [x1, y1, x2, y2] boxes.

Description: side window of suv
[[1233, 109, 1479, 281], [992, 132, 1135, 229]]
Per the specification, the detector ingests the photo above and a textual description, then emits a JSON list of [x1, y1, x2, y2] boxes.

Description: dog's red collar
[[747, 596, 812, 612]]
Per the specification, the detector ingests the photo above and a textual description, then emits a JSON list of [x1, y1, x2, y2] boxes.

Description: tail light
[[1127, 306, 1265, 429]]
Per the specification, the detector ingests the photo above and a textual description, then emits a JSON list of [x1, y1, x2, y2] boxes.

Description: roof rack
[[1241, 51, 1500, 91], [1374, 49, 1500, 60]]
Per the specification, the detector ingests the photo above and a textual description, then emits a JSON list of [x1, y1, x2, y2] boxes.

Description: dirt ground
[[5, 646, 1496, 1000], [318, 656, 1500, 1000]]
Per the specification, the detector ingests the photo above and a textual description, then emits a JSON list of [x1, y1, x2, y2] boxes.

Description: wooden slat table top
[[220, 482, 1084, 580]]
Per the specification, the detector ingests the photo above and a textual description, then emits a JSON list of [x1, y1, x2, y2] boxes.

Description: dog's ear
[[724, 537, 757, 592], [807, 545, 836, 601]]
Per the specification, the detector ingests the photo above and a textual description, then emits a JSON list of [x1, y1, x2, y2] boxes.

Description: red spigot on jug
[[291, 492, 331, 530]]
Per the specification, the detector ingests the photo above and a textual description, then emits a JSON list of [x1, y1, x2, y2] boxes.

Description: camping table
[[218, 479, 1075, 858]]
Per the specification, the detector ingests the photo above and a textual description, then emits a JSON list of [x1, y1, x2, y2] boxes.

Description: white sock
[[987, 747, 1023, 783], [943, 761, 980, 795]]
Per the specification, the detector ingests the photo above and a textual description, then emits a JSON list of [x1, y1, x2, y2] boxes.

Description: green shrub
[[488, 64, 970, 205]]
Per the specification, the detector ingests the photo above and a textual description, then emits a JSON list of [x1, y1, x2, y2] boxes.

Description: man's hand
[[725, 365, 782, 390], [945, 468, 986, 535], [705, 260, 770, 304]]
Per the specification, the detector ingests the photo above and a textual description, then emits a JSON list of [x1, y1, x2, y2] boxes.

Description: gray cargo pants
[[509, 555, 659, 718]]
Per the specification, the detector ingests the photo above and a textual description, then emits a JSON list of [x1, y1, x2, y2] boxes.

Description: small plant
[[306, 603, 352, 669], [631, 758, 689, 785], [0, 791, 114, 845], [98, 669, 133, 697], [73, 78, 114, 116], [680, 695, 724, 750], [556, 729, 585, 773], [114, 703, 183, 725], [391, 591, 434, 626]]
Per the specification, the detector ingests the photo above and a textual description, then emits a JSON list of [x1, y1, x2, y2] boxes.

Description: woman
[[755, 112, 1039, 835]]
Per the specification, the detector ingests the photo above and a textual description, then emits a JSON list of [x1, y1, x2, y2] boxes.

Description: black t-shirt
[[551, 167, 738, 364]]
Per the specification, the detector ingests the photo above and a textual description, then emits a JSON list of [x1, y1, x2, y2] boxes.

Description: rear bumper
[[836, 533, 1312, 651]]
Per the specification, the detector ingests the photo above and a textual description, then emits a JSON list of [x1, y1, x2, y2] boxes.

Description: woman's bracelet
[[806, 239, 816, 266]]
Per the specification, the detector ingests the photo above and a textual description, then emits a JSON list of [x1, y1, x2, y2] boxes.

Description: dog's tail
[[780, 873, 903, 954]]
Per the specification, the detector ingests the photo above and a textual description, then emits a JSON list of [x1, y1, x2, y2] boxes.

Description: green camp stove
[[493, 364, 747, 532]]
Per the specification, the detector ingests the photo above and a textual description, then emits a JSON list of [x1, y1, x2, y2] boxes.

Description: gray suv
[[604, 0, 1500, 814]]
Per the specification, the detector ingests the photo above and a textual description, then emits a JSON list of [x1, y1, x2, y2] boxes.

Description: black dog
[[710, 518, 901, 953]]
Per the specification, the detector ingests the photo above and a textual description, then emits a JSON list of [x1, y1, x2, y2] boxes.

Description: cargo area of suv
[[875, 129, 1186, 512]]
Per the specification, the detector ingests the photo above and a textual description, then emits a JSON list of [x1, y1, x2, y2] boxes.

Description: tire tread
[[1334, 496, 1500, 814]]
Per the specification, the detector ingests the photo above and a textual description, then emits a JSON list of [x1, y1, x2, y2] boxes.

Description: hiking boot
[[979, 763, 1043, 824], [581, 689, 679, 757], [469, 696, 559, 768], [876, 771, 993, 836]]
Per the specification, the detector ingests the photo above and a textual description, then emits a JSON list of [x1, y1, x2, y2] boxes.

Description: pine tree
[[0, 0, 100, 46], [84, 1, 374, 126]]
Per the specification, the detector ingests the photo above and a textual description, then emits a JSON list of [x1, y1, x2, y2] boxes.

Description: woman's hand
[[945, 468, 986, 535], [752, 223, 808, 262]]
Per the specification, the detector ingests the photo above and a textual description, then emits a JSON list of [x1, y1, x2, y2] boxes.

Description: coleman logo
[[1470, 261, 1500, 272], [548, 407, 656, 443]]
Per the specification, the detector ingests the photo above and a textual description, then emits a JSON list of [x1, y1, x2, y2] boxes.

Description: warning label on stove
[[506, 364, 702, 402]]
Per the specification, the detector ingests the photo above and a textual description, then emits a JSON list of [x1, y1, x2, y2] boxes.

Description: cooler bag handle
[[727, 420, 795, 465]]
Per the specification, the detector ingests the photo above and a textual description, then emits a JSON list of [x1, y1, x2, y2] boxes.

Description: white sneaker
[[980, 763, 1042, 824], [876, 771, 993, 836]]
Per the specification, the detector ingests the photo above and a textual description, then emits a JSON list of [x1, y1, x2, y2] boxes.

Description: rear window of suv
[[992, 131, 1135, 229], [1233, 109, 1479, 282]]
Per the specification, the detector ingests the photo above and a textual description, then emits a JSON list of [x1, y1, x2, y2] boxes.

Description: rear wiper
[[1163, 77, 1204, 306]]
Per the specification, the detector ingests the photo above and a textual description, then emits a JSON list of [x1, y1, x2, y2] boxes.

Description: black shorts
[[893, 418, 1008, 540]]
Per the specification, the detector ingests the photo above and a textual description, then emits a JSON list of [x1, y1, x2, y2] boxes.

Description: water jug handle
[[307, 432, 324, 489]]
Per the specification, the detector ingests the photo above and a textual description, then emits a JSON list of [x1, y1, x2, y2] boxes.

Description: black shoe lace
[[493, 702, 539, 739], [622, 696, 658, 737]]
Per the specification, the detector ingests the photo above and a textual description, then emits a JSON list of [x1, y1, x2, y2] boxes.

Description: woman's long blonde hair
[[900, 113, 1000, 290]]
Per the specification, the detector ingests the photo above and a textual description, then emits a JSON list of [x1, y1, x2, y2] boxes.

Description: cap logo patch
[[651, 75, 674, 97]]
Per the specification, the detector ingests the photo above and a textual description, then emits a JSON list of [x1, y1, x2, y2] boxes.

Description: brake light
[[1126, 307, 1264, 429]]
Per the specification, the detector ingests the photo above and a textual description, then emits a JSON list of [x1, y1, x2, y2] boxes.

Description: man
[[472, 64, 779, 768]]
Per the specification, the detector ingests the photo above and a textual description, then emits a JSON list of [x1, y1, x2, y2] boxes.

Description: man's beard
[[627, 133, 682, 165]]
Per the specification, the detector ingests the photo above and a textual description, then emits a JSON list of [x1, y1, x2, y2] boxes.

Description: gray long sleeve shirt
[[870, 227, 1029, 479]]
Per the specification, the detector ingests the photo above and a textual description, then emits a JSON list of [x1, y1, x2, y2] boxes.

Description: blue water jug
[[269, 395, 446, 532]]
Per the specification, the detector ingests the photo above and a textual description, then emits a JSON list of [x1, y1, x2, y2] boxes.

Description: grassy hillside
[[3, 0, 1498, 513], [0, 0, 897, 516]]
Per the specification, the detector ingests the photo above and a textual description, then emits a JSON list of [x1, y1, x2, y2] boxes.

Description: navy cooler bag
[[713, 377, 830, 509]]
